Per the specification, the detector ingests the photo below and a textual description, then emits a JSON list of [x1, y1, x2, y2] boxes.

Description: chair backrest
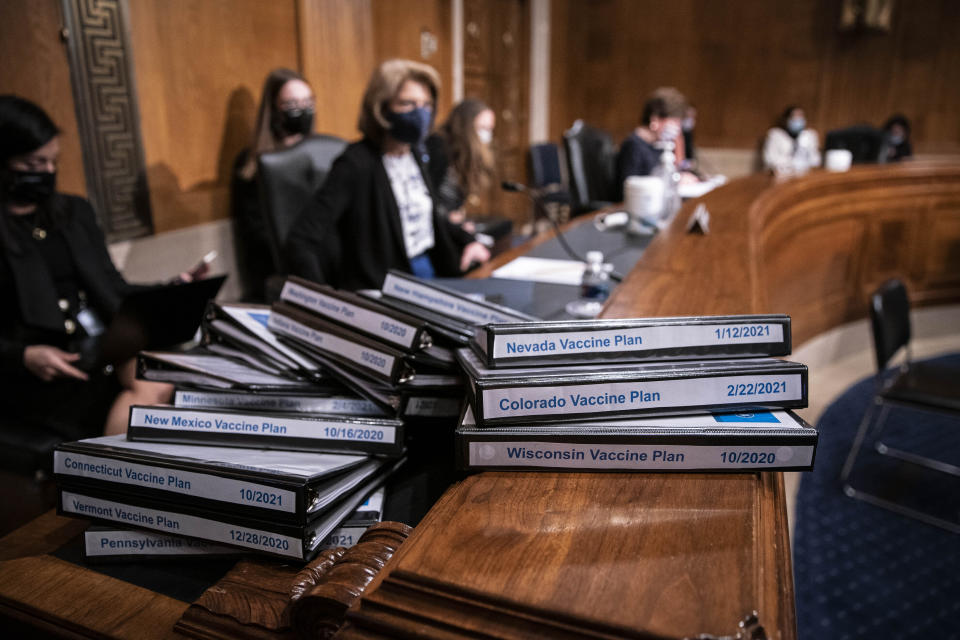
[[529, 142, 564, 189], [562, 120, 617, 211], [257, 134, 347, 272], [869, 278, 912, 371], [825, 125, 885, 164]]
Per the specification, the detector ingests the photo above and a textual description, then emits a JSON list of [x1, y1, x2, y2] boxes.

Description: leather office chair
[[257, 134, 347, 273], [824, 125, 885, 164], [562, 120, 618, 216], [840, 278, 960, 532]]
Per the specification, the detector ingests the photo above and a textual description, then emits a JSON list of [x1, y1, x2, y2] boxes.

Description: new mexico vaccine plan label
[[482, 374, 803, 419]]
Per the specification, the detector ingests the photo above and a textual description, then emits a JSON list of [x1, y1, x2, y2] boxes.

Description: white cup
[[825, 149, 853, 172], [624, 176, 664, 220]]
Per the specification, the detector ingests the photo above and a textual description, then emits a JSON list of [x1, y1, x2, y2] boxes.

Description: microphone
[[500, 180, 622, 282]]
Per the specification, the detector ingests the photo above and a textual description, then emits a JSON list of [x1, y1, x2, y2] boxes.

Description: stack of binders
[[457, 315, 818, 472], [55, 301, 410, 561], [266, 272, 535, 424]]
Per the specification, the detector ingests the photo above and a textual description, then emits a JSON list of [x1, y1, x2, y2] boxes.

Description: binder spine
[[280, 279, 430, 351], [53, 450, 306, 522], [457, 436, 816, 472], [475, 316, 792, 367], [381, 270, 535, 325], [126, 406, 404, 457], [471, 368, 808, 425], [59, 489, 310, 560], [268, 306, 413, 384], [173, 389, 384, 416]]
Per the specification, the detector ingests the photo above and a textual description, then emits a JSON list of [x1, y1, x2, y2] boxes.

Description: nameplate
[[268, 313, 397, 378], [61, 491, 304, 558], [281, 280, 421, 350], [482, 374, 804, 419], [129, 407, 398, 446], [174, 390, 382, 416], [468, 441, 814, 470], [382, 272, 521, 325], [491, 323, 785, 359], [55, 451, 298, 513]]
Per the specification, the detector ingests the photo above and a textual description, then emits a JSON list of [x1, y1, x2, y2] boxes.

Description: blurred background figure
[[680, 104, 698, 172], [285, 59, 489, 291], [616, 87, 689, 191], [0, 95, 172, 438], [763, 105, 822, 173], [426, 98, 496, 227], [880, 114, 913, 162], [231, 68, 315, 301]]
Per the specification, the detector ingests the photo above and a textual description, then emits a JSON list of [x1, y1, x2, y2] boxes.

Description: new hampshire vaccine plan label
[[491, 323, 784, 359], [482, 374, 803, 419]]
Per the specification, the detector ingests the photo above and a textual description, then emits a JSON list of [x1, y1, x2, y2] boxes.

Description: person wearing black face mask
[[0, 95, 172, 440], [285, 59, 490, 290], [232, 69, 316, 301]]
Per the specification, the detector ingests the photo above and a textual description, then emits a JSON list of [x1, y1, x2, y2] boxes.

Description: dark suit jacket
[[285, 139, 473, 290], [0, 195, 132, 377]]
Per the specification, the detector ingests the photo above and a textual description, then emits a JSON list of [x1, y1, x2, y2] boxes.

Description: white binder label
[[85, 529, 239, 556], [61, 491, 303, 558], [491, 323, 785, 359], [382, 273, 521, 324], [482, 374, 803, 419], [174, 390, 382, 416], [55, 451, 297, 513], [469, 442, 813, 470], [129, 407, 397, 445], [268, 313, 396, 377], [282, 281, 419, 349]]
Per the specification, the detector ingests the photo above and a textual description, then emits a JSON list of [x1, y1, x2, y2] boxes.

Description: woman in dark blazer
[[285, 59, 489, 290], [0, 95, 171, 438]]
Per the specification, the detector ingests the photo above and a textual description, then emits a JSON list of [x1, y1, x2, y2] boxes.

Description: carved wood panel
[[61, 0, 152, 240]]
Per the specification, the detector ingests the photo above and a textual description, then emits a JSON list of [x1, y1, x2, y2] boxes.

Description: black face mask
[[3, 169, 57, 205], [271, 108, 314, 139]]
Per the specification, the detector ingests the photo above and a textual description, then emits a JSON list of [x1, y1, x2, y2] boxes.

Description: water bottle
[[565, 251, 613, 318], [651, 143, 681, 225]]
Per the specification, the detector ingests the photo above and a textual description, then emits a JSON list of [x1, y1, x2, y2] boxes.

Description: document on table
[[491, 256, 585, 286]]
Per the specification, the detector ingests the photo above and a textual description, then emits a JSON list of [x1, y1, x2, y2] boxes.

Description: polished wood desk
[[338, 163, 960, 639], [2, 164, 958, 639]]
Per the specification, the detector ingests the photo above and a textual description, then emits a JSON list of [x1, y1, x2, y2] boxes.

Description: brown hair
[[239, 68, 308, 180], [358, 59, 440, 147], [640, 87, 687, 126], [439, 99, 495, 198]]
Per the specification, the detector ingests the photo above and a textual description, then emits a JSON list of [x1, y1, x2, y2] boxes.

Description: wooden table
[[2, 163, 958, 639]]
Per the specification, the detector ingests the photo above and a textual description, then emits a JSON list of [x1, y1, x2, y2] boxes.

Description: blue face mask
[[787, 117, 806, 135], [385, 106, 432, 144], [887, 133, 904, 146]]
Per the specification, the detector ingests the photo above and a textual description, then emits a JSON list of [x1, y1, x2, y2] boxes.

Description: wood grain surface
[[339, 161, 960, 639]]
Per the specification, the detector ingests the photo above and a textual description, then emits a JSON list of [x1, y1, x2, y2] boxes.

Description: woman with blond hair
[[231, 68, 315, 300], [426, 98, 496, 223], [286, 59, 489, 290]]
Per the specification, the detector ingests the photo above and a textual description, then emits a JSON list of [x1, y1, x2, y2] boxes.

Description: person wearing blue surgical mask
[[763, 105, 821, 174], [286, 59, 489, 290]]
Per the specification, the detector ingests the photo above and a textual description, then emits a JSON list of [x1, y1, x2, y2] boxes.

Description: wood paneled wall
[[128, 0, 453, 232], [128, 0, 300, 233], [549, 0, 960, 153], [0, 0, 86, 197]]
